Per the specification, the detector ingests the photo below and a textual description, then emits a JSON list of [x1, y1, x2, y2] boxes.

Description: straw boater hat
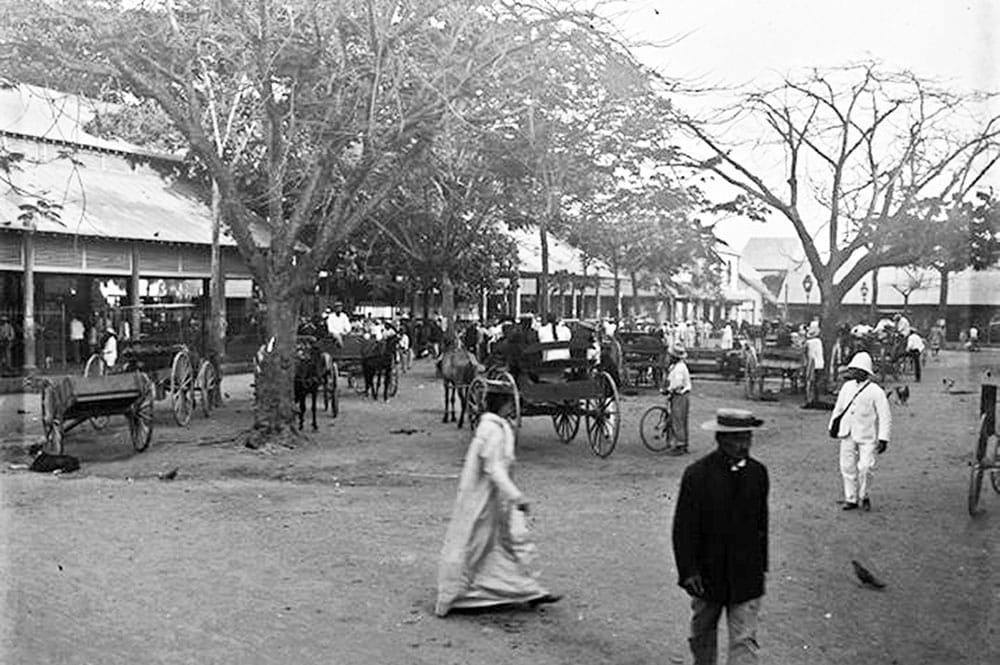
[[701, 408, 766, 432], [846, 351, 875, 377], [668, 341, 687, 359]]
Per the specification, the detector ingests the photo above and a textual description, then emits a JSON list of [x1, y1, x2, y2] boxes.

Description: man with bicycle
[[662, 341, 692, 455]]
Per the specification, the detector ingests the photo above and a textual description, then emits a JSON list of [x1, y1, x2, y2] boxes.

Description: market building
[[0, 82, 261, 375]]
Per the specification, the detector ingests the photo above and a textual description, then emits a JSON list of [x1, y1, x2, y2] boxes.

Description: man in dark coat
[[672, 408, 769, 665]]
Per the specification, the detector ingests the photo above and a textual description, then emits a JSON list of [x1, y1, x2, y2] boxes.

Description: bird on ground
[[157, 467, 179, 481], [851, 560, 886, 590], [943, 377, 956, 392], [894, 385, 910, 406]]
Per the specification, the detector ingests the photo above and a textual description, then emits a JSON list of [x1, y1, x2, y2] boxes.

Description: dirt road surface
[[1, 350, 998, 664]]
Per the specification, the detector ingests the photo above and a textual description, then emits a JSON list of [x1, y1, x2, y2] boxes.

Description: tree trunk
[[629, 270, 640, 318], [441, 271, 455, 334], [937, 268, 949, 322], [255, 280, 300, 433], [869, 268, 879, 319], [421, 284, 430, 322], [209, 180, 227, 378], [538, 225, 550, 318], [612, 262, 622, 320]]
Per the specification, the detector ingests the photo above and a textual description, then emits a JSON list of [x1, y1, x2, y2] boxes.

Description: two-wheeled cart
[[466, 340, 621, 458], [40, 372, 154, 454], [743, 345, 805, 400], [968, 369, 1000, 515]]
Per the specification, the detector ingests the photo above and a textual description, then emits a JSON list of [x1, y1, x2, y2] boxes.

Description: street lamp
[[802, 274, 813, 306], [860, 281, 869, 304]]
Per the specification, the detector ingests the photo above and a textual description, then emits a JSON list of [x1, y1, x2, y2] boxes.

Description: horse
[[361, 334, 398, 401], [436, 345, 483, 427], [254, 336, 332, 430]]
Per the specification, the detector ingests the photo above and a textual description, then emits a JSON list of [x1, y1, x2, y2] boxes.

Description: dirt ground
[[1, 349, 998, 665]]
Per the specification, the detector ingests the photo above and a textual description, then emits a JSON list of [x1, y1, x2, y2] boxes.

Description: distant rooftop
[[741, 236, 804, 273]]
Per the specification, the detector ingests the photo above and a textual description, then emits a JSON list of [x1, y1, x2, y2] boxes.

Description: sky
[[603, 0, 999, 250]]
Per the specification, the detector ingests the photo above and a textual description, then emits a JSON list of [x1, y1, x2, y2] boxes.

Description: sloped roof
[[0, 81, 178, 160], [741, 236, 805, 273], [738, 263, 779, 304], [508, 225, 615, 278]]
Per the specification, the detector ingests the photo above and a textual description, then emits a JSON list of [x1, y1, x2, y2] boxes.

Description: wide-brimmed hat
[[701, 408, 765, 432], [668, 341, 687, 359], [846, 351, 874, 376]]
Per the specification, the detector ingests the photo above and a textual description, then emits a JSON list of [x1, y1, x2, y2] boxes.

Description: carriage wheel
[[490, 370, 521, 430], [170, 349, 195, 427], [388, 363, 400, 397], [991, 433, 1000, 494], [40, 380, 64, 455], [639, 405, 672, 452], [83, 354, 110, 430], [552, 405, 581, 443], [128, 373, 155, 452], [196, 359, 219, 417], [974, 413, 990, 463], [585, 370, 620, 458], [969, 464, 985, 516], [466, 376, 489, 430]]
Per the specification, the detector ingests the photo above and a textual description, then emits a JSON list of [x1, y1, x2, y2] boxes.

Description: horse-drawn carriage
[[465, 339, 621, 458], [85, 303, 220, 427], [742, 345, 807, 400], [326, 332, 400, 400], [616, 330, 668, 389]]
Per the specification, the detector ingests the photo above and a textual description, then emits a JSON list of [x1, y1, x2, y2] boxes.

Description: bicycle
[[968, 374, 1000, 516], [639, 398, 674, 452]]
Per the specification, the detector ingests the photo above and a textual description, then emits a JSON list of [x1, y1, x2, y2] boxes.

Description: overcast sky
[[604, 0, 999, 249]]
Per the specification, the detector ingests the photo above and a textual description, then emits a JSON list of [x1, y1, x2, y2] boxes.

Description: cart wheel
[[490, 370, 521, 430], [129, 373, 155, 452], [196, 359, 219, 417], [969, 464, 985, 516], [552, 406, 581, 443], [170, 349, 194, 427], [40, 379, 64, 455], [83, 354, 110, 430], [990, 435, 1000, 494], [466, 376, 489, 430], [586, 370, 620, 458], [388, 363, 400, 397], [639, 405, 672, 452], [975, 413, 991, 463]]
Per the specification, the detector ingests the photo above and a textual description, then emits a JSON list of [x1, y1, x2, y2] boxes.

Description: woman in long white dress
[[435, 393, 560, 617]]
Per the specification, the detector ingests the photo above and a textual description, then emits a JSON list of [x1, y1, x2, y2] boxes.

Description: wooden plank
[[520, 378, 600, 403]]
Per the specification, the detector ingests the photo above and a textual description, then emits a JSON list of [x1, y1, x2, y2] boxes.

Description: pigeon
[[894, 385, 910, 406], [943, 377, 955, 392], [157, 467, 179, 481], [851, 560, 886, 590]]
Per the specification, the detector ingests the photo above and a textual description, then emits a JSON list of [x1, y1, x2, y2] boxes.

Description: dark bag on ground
[[30, 452, 80, 473]]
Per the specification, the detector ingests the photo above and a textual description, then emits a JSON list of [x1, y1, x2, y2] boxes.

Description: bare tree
[[890, 267, 930, 309], [674, 63, 1000, 350]]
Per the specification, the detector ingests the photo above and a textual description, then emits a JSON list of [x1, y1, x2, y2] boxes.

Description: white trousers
[[839, 439, 877, 503]]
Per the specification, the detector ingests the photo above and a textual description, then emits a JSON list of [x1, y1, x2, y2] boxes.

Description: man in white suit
[[829, 351, 892, 512]]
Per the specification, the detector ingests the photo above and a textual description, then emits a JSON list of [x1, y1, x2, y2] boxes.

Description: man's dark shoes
[[528, 593, 562, 607], [861, 498, 871, 512], [842, 502, 859, 511]]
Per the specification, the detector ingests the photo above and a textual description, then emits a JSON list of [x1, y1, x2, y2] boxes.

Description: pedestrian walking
[[69, 315, 85, 364], [804, 325, 825, 404], [672, 408, 769, 665], [828, 351, 891, 511], [663, 341, 691, 455], [100, 324, 119, 369], [928, 320, 944, 359], [435, 391, 560, 617], [0, 315, 14, 371], [905, 330, 924, 382]]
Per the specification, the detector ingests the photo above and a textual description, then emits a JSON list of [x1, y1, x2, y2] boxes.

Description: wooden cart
[[743, 345, 805, 400], [616, 331, 667, 389], [40, 372, 154, 454], [467, 340, 621, 458], [327, 333, 399, 398], [86, 304, 220, 427], [968, 369, 1000, 516]]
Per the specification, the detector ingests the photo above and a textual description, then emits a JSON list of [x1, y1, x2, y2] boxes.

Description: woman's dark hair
[[484, 390, 513, 415]]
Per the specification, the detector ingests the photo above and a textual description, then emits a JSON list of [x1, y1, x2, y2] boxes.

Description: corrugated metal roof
[[0, 144, 250, 246], [0, 82, 178, 160]]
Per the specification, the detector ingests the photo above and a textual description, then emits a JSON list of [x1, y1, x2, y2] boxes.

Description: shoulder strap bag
[[829, 380, 870, 438]]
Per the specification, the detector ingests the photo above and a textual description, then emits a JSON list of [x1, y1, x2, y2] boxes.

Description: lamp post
[[860, 281, 869, 304], [802, 274, 813, 309]]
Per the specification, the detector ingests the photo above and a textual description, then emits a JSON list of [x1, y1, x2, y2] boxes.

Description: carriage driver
[[325, 301, 352, 346]]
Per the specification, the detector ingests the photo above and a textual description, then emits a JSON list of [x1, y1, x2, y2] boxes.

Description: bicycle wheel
[[968, 464, 985, 516], [640, 405, 672, 452]]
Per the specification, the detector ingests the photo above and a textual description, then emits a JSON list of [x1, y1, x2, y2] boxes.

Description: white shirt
[[896, 316, 911, 337], [70, 318, 85, 341], [538, 322, 571, 360], [326, 312, 351, 336], [969, 327, 979, 340], [805, 337, 825, 370], [829, 379, 891, 444], [102, 333, 118, 368], [906, 332, 925, 352], [666, 360, 692, 394]]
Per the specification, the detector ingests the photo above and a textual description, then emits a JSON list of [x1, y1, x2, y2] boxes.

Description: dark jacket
[[672, 449, 769, 605]]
